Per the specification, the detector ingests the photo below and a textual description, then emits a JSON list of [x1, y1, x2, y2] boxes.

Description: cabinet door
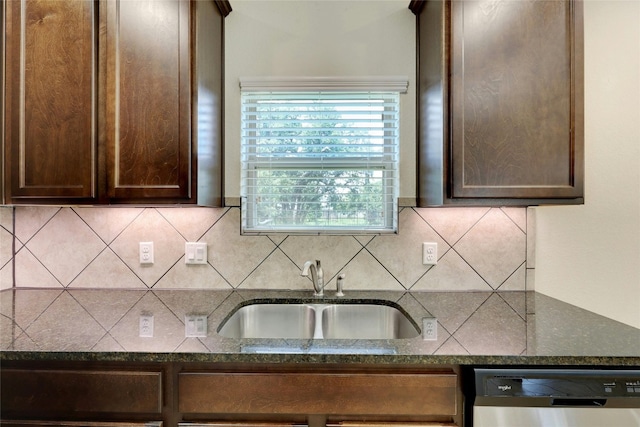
[[1, 369, 163, 416], [4, 0, 97, 202], [449, 0, 583, 200], [179, 372, 458, 416], [103, 0, 192, 202]]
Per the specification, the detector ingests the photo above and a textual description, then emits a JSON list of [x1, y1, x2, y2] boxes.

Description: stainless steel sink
[[321, 304, 420, 339], [217, 301, 420, 340], [217, 303, 316, 339]]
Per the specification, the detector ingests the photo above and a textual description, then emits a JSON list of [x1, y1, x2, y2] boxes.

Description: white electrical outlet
[[139, 314, 154, 337], [422, 242, 437, 265], [422, 317, 437, 341], [185, 315, 208, 337], [139, 242, 154, 265], [185, 242, 207, 265]]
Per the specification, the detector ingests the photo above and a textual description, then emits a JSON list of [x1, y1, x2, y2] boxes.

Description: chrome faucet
[[301, 260, 325, 297]]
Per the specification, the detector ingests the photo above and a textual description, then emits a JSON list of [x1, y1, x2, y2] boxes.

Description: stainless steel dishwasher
[[472, 368, 640, 427]]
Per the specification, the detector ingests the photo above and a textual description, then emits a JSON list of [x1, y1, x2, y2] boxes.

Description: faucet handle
[[336, 273, 345, 297]]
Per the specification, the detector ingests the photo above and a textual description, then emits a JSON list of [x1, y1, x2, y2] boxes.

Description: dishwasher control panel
[[476, 369, 640, 398]]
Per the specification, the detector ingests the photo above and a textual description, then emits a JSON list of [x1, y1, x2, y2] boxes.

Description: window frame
[[239, 77, 408, 235]]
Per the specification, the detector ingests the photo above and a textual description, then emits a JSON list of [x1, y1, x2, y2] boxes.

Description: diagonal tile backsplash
[[1, 205, 534, 292]]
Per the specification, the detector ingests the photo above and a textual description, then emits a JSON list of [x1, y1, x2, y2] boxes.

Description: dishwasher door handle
[[551, 398, 607, 407]]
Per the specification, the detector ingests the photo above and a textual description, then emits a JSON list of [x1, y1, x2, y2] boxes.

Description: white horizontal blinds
[[241, 90, 400, 233]]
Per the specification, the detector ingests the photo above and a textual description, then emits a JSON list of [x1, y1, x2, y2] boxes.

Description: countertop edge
[[2, 351, 639, 367]]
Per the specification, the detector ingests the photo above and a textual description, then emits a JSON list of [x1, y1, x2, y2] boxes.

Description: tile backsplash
[[0, 206, 534, 292]]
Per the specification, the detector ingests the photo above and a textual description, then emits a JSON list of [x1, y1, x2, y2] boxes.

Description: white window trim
[[240, 76, 408, 235], [239, 76, 409, 93]]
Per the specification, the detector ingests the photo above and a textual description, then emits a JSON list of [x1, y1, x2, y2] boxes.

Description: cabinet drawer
[[179, 372, 457, 416], [1, 369, 163, 415]]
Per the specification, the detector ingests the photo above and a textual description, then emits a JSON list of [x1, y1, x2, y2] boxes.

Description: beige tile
[[92, 334, 126, 351], [354, 235, 374, 246], [279, 234, 362, 282], [14, 206, 60, 244], [26, 208, 106, 286], [12, 332, 39, 351], [14, 247, 63, 288], [367, 209, 449, 288], [526, 207, 536, 268], [0, 206, 13, 232], [334, 250, 405, 291], [412, 249, 492, 291], [24, 292, 106, 351], [501, 207, 527, 232], [454, 208, 526, 289], [238, 249, 310, 290], [154, 258, 231, 289], [70, 248, 147, 289], [175, 338, 210, 352], [110, 209, 186, 287], [435, 337, 469, 355], [75, 207, 143, 244], [415, 207, 489, 245], [202, 208, 276, 287], [0, 263, 12, 290], [157, 207, 227, 241], [0, 226, 13, 268]]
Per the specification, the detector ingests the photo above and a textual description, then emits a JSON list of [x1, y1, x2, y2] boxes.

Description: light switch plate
[[185, 242, 207, 265], [185, 315, 208, 337]]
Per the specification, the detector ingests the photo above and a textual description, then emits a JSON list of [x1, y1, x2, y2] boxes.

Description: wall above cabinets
[[2, 0, 231, 206], [411, 0, 584, 206]]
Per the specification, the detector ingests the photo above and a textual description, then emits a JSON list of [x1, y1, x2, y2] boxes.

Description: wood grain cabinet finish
[[178, 371, 458, 417], [1, 369, 163, 416], [4, 0, 97, 201], [3, 0, 228, 205], [103, 0, 191, 202], [413, 0, 584, 205]]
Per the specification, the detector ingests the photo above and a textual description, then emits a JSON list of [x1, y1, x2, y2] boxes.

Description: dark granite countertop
[[1, 289, 639, 366]]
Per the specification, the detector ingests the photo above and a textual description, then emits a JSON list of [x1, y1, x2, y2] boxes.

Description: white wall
[[535, 0, 640, 329], [224, 0, 416, 201]]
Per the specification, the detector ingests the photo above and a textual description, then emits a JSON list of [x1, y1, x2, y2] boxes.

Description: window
[[240, 77, 407, 234]]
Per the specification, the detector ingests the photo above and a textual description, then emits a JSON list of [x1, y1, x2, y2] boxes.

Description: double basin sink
[[217, 301, 420, 340]]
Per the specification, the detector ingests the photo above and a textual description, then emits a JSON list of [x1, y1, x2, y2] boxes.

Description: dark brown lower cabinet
[[178, 367, 460, 427], [0, 423, 161, 427], [0, 367, 164, 426], [1, 363, 460, 427]]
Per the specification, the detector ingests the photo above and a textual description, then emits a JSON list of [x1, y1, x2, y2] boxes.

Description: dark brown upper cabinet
[[411, 0, 584, 206], [3, 0, 230, 205]]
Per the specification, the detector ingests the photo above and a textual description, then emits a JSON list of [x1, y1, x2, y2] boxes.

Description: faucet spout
[[301, 259, 325, 297]]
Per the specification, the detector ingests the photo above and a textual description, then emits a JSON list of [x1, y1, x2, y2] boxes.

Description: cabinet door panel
[[1, 369, 163, 415], [5, 0, 96, 200], [179, 372, 457, 416], [449, 0, 583, 200], [105, 0, 191, 201]]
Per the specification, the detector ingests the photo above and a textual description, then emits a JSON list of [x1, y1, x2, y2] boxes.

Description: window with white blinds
[[241, 78, 404, 233]]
